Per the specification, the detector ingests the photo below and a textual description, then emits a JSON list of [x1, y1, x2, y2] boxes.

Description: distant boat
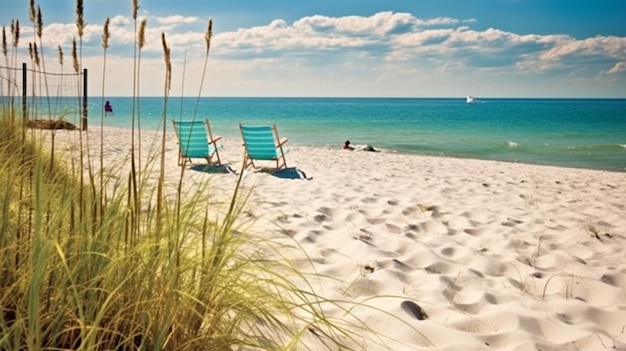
[[466, 95, 475, 104]]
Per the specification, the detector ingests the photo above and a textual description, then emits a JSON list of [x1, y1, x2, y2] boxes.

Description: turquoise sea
[[33, 97, 626, 172]]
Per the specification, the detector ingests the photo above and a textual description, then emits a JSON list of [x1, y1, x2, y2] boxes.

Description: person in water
[[104, 101, 113, 116], [343, 140, 354, 150]]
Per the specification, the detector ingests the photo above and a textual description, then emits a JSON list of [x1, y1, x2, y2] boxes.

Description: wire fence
[[0, 63, 88, 129]]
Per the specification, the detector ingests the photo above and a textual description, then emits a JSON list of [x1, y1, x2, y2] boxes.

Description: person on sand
[[343, 140, 378, 152], [104, 101, 113, 116], [361, 144, 377, 152]]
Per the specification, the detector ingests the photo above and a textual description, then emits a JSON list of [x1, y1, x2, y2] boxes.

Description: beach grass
[[0, 1, 362, 349], [0, 115, 361, 350]]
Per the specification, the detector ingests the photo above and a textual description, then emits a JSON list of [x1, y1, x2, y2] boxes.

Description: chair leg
[[214, 150, 222, 165], [277, 153, 287, 170], [244, 154, 256, 170]]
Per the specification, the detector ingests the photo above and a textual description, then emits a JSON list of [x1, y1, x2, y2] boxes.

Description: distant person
[[343, 140, 378, 152], [361, 144, 377, 152], [104, 101, 113, 116]]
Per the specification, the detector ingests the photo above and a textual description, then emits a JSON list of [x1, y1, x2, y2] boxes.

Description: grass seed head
[[12, 19, 20, 48], [161, 32, 171, 90], [76, 0, 85, 37], [132, 0, 139, 20], [72, 38, 79, 73], [29, 0, 36, 23], [36, 5, 43, 38], [57, 45, 63, 65], [138, 18, 146, 49], [2, 27, 6, 56], [33, 42, 39, 66], [205, 19, 212, 54], [102, 17, 110, 49]]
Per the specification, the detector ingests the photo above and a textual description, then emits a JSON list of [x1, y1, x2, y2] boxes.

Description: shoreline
[[41, 126, 626, 350], [73, 125, 626, 174]]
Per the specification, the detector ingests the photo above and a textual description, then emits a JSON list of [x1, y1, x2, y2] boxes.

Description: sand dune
[[44, 126, 626, 350]]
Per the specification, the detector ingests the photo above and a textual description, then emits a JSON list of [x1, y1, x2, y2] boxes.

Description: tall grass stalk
[[191, 19, 213, 123], [99, 17, 110, 218], [1, 24, 17, 123], [128, 0, 141, 250], [33, 4, 53, 124], [70, 37, 86, 227], [136, 18, 147, 176], [1, 26, 8, 117], [11, 19, 20, 114], [157, 32, 171, 233], [31, 3, 57, 174]]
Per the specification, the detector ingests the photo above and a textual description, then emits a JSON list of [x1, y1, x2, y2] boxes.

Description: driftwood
[[27, 119, 78, 130]]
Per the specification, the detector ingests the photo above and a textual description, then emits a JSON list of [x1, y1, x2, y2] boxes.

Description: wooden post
[[22, 62, 27, 123], [82, 68, 88, 130]]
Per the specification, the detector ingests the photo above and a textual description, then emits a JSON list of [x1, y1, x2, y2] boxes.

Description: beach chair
[[172, 119, 223, 166], [239, 123, 288, 170]]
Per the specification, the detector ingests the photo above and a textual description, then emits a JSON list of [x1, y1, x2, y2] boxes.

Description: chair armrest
[[210, 135, 223, 143], [277, 137, 288, 146]]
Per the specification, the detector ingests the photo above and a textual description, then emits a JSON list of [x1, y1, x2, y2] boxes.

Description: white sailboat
[[466, 95, 475, 104]]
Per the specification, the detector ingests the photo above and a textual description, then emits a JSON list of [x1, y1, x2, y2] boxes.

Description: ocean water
[[30, 97, 626, 172]]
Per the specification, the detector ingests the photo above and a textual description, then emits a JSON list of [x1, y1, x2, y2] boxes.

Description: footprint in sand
[[316, 206, 335, 216], [302, 230, 323, 243], [361, 197, 377, 204], [314, 214, 330, 223]]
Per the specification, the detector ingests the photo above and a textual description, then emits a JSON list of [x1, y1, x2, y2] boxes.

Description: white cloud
[[154, 15, 200, 26], [6, 11, 625, 97], [606, 61, 626, 74]]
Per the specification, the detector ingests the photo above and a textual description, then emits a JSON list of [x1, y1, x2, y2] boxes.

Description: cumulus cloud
[[11, 11, 625, 96], [214, 13, 623, 74], [24, 11, 626, 75]]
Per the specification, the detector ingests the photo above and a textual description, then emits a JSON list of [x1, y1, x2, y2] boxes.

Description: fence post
[[82, 68, 88, 130], [22, 62, 27, 123]]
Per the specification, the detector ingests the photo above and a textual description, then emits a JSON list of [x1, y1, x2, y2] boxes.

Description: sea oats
[[2, 27, 7, 57], [33, 42, 39, 67], [138, 18, 146, 49], [132, 0, 139, 20], [72, 38, 78, 73], [102, 17, 110, 49], [161, 33, 171, 90], [75, 0, 85, 37], [57, 45, 63, 66], [28, 0, 36, 23], [36, 5, 43, 38], [205, 19, 212, 54], [12, 19, 20, 48]]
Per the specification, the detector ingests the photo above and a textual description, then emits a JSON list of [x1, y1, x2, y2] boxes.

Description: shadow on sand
[[190, 164, 237, 175], [260, 167, 312, 180]]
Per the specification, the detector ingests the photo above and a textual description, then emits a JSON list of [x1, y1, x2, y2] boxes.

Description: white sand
[[44, 126, 626, 350]]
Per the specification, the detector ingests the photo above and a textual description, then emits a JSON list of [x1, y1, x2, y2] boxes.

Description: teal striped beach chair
[[172, 119, 223, 166], [239, 124, 288, 170]]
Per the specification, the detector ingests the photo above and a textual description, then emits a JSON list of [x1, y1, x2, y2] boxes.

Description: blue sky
[[1, 0, 625, 97]]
